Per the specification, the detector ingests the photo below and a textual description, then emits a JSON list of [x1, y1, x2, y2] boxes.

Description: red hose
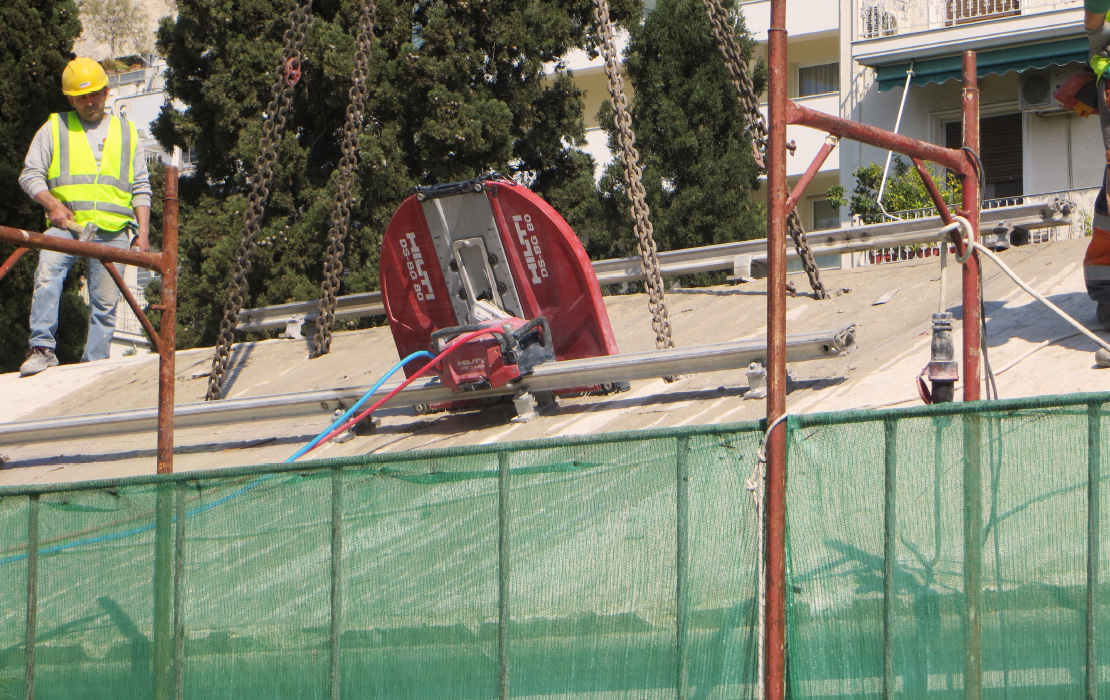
[[303, 328, 499, 457]]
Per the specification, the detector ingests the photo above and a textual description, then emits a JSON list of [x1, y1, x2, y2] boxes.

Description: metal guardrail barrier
[[235, 200, 1072, 335]]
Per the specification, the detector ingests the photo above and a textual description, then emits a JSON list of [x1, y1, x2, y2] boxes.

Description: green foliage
[[589, 0, 766, 270], [826, 156, 963, 225], [0, 0, 82, 372], [154, 0, 638, 349]]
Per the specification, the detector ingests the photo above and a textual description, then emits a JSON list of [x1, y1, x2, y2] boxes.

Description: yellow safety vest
[[1093, 12, 1110, 79], [46, 112, 137, 233]]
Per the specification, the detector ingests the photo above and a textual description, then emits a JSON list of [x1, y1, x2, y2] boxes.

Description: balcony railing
[[115, 284, 149, 336], [855, 0, 1078, 41], [854, 187, 1091, 267]]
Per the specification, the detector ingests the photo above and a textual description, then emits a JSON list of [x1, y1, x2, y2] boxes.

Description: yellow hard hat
[[61, 57, 108, 96]]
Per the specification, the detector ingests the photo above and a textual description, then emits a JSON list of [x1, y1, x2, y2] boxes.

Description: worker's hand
[[130, 226, 150, 252], [1105, 147, 1110, 164], [45, 202, 74, 231], [133, 228, 151, 253]]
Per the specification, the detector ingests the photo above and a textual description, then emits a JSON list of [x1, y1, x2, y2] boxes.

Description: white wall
[[111, 92, 168, 136], [739, 0, 842, 41], [1025, 111, 1105, 195], [761, 93, 843, 178], [839, 59, 1105, 218]]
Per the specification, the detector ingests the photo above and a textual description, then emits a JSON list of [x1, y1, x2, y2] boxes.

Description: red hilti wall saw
[[380, 174, 618, 402]]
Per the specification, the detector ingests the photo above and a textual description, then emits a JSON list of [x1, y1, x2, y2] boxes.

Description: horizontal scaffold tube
[[786, 101, 974, 177]]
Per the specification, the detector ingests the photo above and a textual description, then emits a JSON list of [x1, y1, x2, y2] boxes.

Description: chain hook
[[283, 57, 302, 87]]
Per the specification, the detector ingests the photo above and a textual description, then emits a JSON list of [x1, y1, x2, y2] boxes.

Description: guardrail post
[[766, 2, 789, 698], [173, 482, 186, 700], [24, 495, 39, 700], [498, 451, 511, 700], [960, 51, 983, 700], [883, 419, 897, 700], [153, 485, 174, 700], [676, 436, 690, 700], [1088, 401, 1101, 700], [330, 467, 344, 700]]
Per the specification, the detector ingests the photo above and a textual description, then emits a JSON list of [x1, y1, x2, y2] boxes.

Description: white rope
[[938, 237, 949, 314], [941, 220, 1110, 353], [749, 456, 765, 700], [755, 412, 789, 466], [975, 241, 1110, 352], [937, 216, 975, 265]]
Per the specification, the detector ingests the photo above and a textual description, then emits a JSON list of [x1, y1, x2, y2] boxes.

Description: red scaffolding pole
[[0, 164, 181, 474], [765, 2, 789, 699], [765, 1, 982, 695]]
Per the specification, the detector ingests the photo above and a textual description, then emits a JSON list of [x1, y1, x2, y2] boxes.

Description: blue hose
[[284, 350, 434, 463], [0, 351, 439, 566]]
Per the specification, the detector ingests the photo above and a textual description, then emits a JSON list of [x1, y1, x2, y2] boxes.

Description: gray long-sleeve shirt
[[19, 112, 153, 211]]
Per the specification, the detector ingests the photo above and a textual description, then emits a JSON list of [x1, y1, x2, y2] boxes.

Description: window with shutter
[[944, 113, 1023, 200], [798, 63, 839, 98]]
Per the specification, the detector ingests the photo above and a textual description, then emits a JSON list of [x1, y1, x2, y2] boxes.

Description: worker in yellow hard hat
[[16, 57, 152, 377], [61, 56, 109, 96]]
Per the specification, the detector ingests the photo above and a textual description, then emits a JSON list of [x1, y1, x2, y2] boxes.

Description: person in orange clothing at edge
[[1085, 1, 1110, 326]]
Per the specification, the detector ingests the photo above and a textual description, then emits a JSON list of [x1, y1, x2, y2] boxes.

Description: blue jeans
[[29, 227, 131, 362]]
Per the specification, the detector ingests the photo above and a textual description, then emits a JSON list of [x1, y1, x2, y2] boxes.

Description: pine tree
[[0, 0, 84, 372], [591, 0, 766, 269], [153, 0, 637, 349]]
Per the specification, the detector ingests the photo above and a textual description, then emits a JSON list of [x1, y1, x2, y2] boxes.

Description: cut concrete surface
[[1, 236, 1106, 486]]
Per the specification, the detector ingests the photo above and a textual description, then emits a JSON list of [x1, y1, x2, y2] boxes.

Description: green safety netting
[[0, 392, 1108, 699]]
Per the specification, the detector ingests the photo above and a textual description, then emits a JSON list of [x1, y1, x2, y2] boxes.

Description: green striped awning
[[875, 37, 1088, 91]]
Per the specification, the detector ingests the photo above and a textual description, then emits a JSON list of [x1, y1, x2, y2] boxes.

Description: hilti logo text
[[400, 232, 436, 301], [512, 214, 549, 284]]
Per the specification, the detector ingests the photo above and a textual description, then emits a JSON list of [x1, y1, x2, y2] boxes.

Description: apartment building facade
[[730, 0, 1099, 235], [572, 1, 1097, 233], [841, 0, 1099, 216]]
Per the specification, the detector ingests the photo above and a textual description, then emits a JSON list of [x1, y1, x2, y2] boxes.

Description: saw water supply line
[[289, 328, 503, 461], [284, 350, 434, 463], [1, 347, 471, 565]]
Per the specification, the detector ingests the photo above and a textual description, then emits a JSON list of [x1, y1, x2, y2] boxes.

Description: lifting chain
[[206, 0, 313, 401], [592, 0, 675, 351], [786, 210, 826, 300], [701, 0, 828, 300], [311, 0, 377, 358]]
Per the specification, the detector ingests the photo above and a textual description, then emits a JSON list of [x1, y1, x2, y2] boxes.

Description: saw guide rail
[[0, 323, 856, 446]]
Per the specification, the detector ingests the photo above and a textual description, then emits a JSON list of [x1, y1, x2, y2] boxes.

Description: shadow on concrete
[[1, 433, 313, 470], [950, 291, 1107, 353], [212, 341, 257, 398], [667, 287, 768, 298]]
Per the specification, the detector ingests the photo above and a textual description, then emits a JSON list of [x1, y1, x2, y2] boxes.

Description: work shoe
[[19, 347, 58, 377], [1100, 304, 1110, 329]]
